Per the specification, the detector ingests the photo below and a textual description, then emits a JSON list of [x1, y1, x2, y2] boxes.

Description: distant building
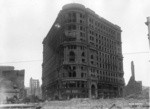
[[145, 17, 150, 49], [0, 78, 17, 103], [124, 61, 142, 97], [141, 86, 150, 99], [30, 78, 40, 95], [26, 78, 41, 99], [0, 66, 25, 102], [0, 66, 14, 76], [2, 70, 25, 89], [42, 3, 124, 100]]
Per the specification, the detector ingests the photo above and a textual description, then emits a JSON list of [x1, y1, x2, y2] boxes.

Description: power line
[[0, 52, 149, 64], [0, 60, 42, 64], [123, 51, 150, 55]]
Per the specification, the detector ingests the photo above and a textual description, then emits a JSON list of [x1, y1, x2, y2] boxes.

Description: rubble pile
[[41, 98, 149, 109]]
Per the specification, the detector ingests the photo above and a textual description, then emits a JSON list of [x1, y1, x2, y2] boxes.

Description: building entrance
[[91, 84, 96, 98]]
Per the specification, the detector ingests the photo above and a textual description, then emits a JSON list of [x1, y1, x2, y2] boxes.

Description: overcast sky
[[0, 0, 150, 87]]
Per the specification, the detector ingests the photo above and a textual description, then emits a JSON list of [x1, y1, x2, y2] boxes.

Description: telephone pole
[[145, 17, 150, 63], [145, 17, 150, 49]]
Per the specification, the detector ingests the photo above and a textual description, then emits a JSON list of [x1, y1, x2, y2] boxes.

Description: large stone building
[[42, 3, 124, 100]]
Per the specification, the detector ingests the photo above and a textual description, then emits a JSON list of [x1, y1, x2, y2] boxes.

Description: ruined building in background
[[124, 61, 142, 97], [0, 66, 14, 76], [30, 78, 40, 95], [30, 78, 41, 98], [145, 17, 150, 49], [42, 3, 124, 100], [0, 66, 25, 102], [26, 78, 42, 100]]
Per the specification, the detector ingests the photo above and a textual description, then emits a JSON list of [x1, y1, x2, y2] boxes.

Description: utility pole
[[145, 17, 150, 63], [145, 17, 150, 49]]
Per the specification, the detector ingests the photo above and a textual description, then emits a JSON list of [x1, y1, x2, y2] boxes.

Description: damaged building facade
[[42, 3, 124, 100], [124, 61, 142, 97], [0, 66, 25, 103]]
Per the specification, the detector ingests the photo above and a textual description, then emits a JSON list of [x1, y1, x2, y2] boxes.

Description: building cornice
[[62, 3, 121, 31]]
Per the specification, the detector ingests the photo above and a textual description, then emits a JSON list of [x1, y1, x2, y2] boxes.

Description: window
[[68, 12, 76, 22], [80, 13, 82, 18], [81, 52, 85, 57], [90, 36, 92, 40], [80, 32, 83, 36], [80, 26, 83, 30], [73, 13, 76, 17], [80, 46, 85, 50], [91, 55, 94, 59], [68, 25, 76, 30], [68, 45, 76, 49], [80, 13, 84, 18], [82, 59, 85, 63], [72, 13, 76, 22], [69, 51, 75, 62], [81, 73, 84, 78], [73, 71, 76, 77], [69, 72, 71, 77], [73, 66, 76, 70], [96, 39, 98, 43]]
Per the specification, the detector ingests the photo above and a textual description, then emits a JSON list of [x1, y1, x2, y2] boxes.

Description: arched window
[[69, 51, 75, 62]]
